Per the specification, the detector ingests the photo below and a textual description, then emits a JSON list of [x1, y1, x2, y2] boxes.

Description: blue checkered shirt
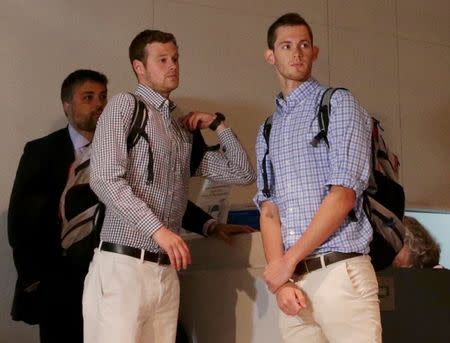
[[254, 79, 373, 254]]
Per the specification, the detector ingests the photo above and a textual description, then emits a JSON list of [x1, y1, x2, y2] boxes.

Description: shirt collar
[[135, 84, 176, 113], [68, 124, 90, 153], [275, 78, 320, 111]]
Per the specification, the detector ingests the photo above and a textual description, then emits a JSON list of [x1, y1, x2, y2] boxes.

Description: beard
[[75, 112, 100, 132]]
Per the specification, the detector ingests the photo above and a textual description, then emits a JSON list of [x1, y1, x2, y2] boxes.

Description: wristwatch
[[209, 112, 226, 131]]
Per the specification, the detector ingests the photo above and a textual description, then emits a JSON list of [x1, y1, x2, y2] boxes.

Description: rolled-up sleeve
[[325, 90, 372, 197]]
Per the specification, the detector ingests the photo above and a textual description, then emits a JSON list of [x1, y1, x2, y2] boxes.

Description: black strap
[[127, 94, 153, 184], [310, 87, 348, 148], [190, 129, 219, 176], [126, 93, 148, 151], [74, 158, 90, 176], [261, 116, 273, 197]]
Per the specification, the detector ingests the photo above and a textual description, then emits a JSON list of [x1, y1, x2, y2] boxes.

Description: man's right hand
[[152, 227, 191, 271], [275, 282, 307, 316]]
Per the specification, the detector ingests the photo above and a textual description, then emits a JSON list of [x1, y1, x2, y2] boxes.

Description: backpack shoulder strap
[[310, 87, 348, 148], [263, 115, 273, 145], [125, 93, 153, 184], [190, 130, 216, 176], [126, 93, 148, 151], [261, 115, 273, 197]]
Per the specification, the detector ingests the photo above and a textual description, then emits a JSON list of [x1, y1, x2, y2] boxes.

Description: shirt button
[[289, 230, 295, 235], [288, 208, 293, 212]]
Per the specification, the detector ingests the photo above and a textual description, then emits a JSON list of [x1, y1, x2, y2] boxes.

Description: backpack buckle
[[310, 131, 329, 148]]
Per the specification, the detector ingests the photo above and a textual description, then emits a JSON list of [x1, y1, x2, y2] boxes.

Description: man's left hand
[[210, 223, 255, 244], [264, 256, 296, 293]]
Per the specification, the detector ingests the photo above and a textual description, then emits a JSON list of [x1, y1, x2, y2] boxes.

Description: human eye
[[83, 95, 93, 102], [281, 43, 291, 50], [160, 57, 167, 63], [300, 41, 311, 49]]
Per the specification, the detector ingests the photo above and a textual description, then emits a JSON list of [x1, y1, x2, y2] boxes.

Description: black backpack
[[59, 94, 212, 266], [261, 87, 406, 271]]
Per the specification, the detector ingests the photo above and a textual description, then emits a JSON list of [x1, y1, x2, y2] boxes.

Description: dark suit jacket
[[8, 128, 74, 324], [8, 127, 213, 324]]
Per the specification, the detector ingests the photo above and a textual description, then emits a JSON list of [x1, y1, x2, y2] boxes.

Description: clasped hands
[[263, 256, 307, 315]]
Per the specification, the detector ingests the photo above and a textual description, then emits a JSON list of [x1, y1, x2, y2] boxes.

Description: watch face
[[215, 112, 225, 121]]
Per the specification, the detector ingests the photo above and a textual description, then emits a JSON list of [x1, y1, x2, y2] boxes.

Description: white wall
[[1, 0, 449, 341]]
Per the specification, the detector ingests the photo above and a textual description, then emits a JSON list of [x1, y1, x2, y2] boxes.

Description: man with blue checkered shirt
[[254, 13, 381, 342]]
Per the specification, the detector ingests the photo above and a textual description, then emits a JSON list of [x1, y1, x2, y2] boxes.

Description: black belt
[[100, 242, 170, 265], [294, 252, 362, 276]]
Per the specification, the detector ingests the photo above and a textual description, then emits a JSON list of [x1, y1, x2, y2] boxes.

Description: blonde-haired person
[[393, 216, 442, 268]]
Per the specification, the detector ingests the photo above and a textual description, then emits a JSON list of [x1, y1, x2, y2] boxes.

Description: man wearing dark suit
[[8, 69, 250, 343], [8, 69, 107, 343]]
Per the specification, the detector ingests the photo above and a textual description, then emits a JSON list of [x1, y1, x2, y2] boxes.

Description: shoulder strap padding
[[311, 87, 348, 147], [126, 93, 148, 152], [263, 115, 273, 145], [261, 115, 273, 197], [126, 93, 153, 184]]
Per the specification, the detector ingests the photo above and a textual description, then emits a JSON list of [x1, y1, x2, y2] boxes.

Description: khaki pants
[[83, 249, 179, 343], [279, 255, 382, 343]]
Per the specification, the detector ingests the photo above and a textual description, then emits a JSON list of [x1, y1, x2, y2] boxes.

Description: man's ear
[[312, 46, 320, 61], [264, 49, 275, 65], [132, 59, 144, 76], [62, 101, 70, 117]]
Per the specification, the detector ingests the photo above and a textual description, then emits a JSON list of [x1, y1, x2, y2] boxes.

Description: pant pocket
[[344, 257, 379, 299]]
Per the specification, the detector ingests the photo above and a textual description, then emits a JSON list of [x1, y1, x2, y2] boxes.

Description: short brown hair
[[267, 13, 313, 50], [129, 29, 177, 65], [403, 216, 441, 268]]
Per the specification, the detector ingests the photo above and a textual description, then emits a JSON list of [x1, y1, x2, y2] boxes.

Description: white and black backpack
[[59, 94, 148, 264]]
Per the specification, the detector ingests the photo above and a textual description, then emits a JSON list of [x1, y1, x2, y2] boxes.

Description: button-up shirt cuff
[[327, 174, 367, 197], [216, 127, 234, 142], [253, 193, 271, 211]]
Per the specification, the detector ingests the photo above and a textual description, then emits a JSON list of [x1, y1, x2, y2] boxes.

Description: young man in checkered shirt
[[83, 29, 255, 343]]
